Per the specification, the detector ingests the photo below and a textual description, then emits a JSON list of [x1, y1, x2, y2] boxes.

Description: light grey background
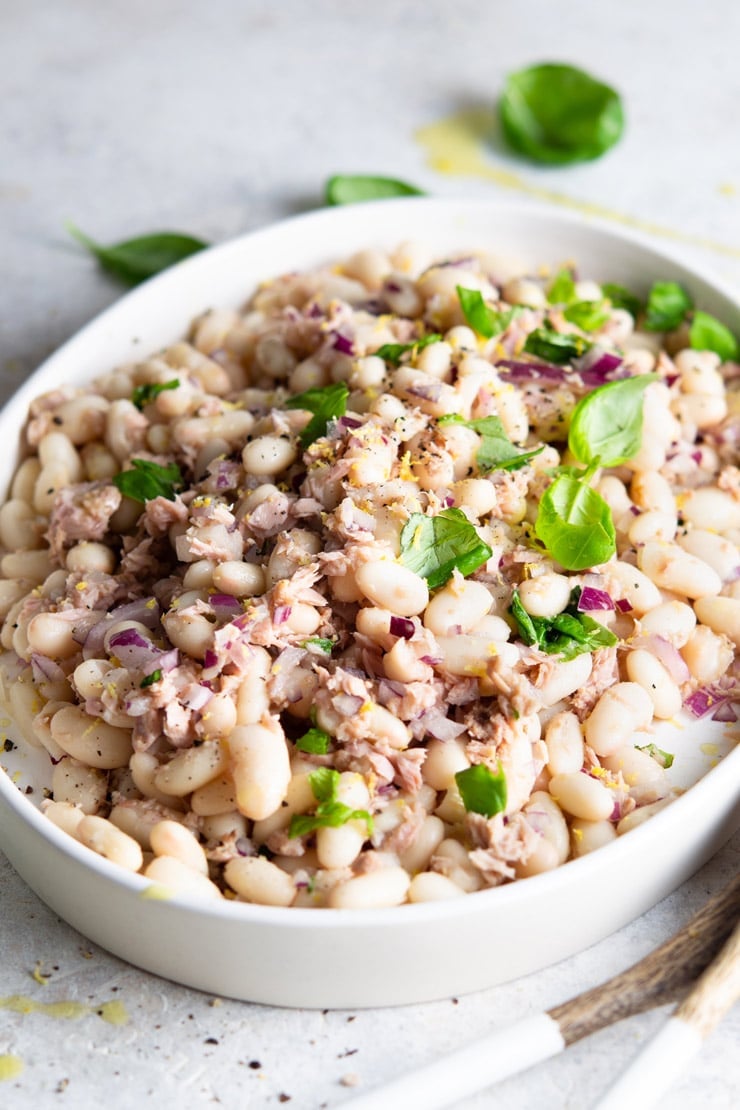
[[1, 1, 739, 1107]]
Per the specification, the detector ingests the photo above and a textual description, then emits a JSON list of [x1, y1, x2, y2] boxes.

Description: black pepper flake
[[4, 738, 16, 752], [278, 1095, 292, 1104], [248, 1060, 262, 1070], [204, 1037, 219, 1045]]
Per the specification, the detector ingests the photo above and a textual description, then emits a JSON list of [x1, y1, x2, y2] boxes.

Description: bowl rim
[[1, 194, 738, 930]]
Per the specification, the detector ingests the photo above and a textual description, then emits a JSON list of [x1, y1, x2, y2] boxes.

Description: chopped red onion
[[577, 586, 614, 612], [333, 332, 354, 356], [419, 654, 443, 665], [422, 711, 467, 741], [389, 616, 415, 639], [209, 593, 242, 618], [274, 605, 292, 625], [203, 649, 218, 670], [638, 635, 691, 684], [332, 693, 364, 716], [496, 359, 567, 382], [235, 837, 256, 857], [615, 598, 632, 613], [338, 415, 363, 430], [574, 347, 626, 386], [150, 648, 179, 675], [181, 685, 213, 711], [30, 653, 66, 684], [407, 380, 443, 402], [712, 700, 738, 722], [107, 598, 161, 630], [684, 688, 721, 718], [81, 617, 111, 659]]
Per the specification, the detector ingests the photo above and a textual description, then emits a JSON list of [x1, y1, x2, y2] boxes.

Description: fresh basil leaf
[[301, 637, 334, 655], [295, 727, 331, 755], [523, 322, 591, 364], [285, 382, 350, 447], [499, 63, 625, 165], [602, 282, 642, 319], [67, 223, 208, 286], [643, 281, 692, 332], [455, 764, 507, 818], [113, 459, 182, 503], [140, 669, 162, 688], [439, 414, 543, 472], [456, 286, 523, 338], [509, 588, 617, 660], [568, 373, 659, 467], [308, 767, 338, 803], [547, 268, 577, 305], [535, 474, 616, 570], [636, 743, 675, 770], [325, 175, 425, 205], [288, 766, 373, 838], [375, 333, 442, 366], [563, 299, 610, 332], [399, 508, 492, 590], [689, 310, 739, 361], [131, 379, 180, 411]]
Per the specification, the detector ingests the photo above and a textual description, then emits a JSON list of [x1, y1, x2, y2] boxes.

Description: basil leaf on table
[[499, 62, 625, 165], [67, 224, 209, 285], [568, 373, 659, 467], [689, 310, 739, 361], [643, 281, 692, 332], [325, 175, 425, 205], [131, 379, 180, 411], [375, 333, 441, 366], [399, 508, 492, 590], [535, 474, 616, 570], [456, 286, 523, 338], [455, 764, 507, 818], [285, 382, 350, 447], [523, 322, 591, 364], [601, 282, 642, 319], [509, 588, 617, 660], [113, 459, 182, 503], [438, 414, 543, 472]]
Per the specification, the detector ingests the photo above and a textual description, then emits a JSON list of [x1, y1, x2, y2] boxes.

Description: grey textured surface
[[1, 1, 739, 1106]]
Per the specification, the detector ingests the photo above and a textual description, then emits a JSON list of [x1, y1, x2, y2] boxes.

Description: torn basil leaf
[[375, 333, 441, 366], [67, 223, 208, 286], [568, 373, 659, 467], [132, 379, 180, 411], [689, 310, 739, 361], [294, 727, 331, 755], [113, 459, 182, 503], [399, 508, 492, 590], [602, 282, 642, 319], [301, 638, 334, 655], [455, 764, 507, 818], [288, 767, 373, 837], [547, 268, 577, 305], [636, 743, 675, 769], [439, 414, 543, 472], [643, 281, 692, 332], [285, 382, 350, 447], [535, 474, 616, 570], [562, 299, 610, 332], [140, 669, 162, 688], [456, 286, 523, 338], [523, 322, 591, 364], [509, 588, 617, 660]]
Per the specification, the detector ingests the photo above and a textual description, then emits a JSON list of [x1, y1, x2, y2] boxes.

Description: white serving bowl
[[0, 198, 738, 1008]]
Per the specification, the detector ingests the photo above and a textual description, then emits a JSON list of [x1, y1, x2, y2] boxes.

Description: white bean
[[356, 560, 429, 616], [423, 579, 492, 635], [51, 758, 107, 815], [638, 601, 696, 646], [153, 741, 229, 796], [602, 746, 669, 805], [50, 705, 132, 769], [422, 738, 469, 790], [677, 530, 739, 582], [637, 542, 721, 599], [77, 815, 143, 872], [224, 856, 296, 907], [681, 487, 740, 532], [517, 573, 571, 619], [399, 815, 446, 874], [571, 819, 617, 857], [515, 792, 569, 877], [150, 820, 208, 875], [625, 649, 682, 719], [228, 722, 291, 820], [681, 625, 734, 682], [327, 866, 410, 909], [144, 856, 222, 900], [242, 434, 297, 476], [549, 772, 615, 821], [583, 682, 654, 757], [545, 711, 585, 775], [536, 653, 593, 709], [408, 872, 465, 902], [693, 596, 740, 647]]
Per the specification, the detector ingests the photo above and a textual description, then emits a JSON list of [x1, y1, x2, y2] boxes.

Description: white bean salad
[[1, 242, 738, 910]]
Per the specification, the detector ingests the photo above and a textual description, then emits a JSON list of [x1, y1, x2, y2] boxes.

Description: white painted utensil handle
[[594, 919, 740, 1110], [341, 1012, 564, 1110]]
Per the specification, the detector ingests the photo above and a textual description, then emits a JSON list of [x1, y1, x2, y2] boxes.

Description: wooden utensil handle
[[675, 919, 740, 1037]]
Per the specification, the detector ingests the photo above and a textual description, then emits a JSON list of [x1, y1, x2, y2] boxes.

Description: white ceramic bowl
[[0, 198, 738, 1008]]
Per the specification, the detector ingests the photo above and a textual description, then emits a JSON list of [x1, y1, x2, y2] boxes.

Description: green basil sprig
[[499, 63, 625, 165], [132, 379, 180, 411], [690, 311, 739, 362], [399, 508, 492, 590], [456, 286, 523, 338], [455, 764, 507, 818], [568, 373, 659, 467], [289, 768, 373, 838], [534, 473, 616, 570], [285, 382, 350, 447], [509, 588, 617, 660], [113, 459, 182, 503], [67, 224, 208, 286], [523, 322, 591, 364], [438, 414, 543, 472], [375, 333, 441, 366], [325, 175, 425, 205]]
